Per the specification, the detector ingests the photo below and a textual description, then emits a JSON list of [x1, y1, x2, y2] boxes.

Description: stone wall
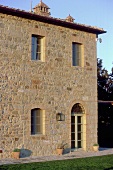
[[0, 13, 97, 158]]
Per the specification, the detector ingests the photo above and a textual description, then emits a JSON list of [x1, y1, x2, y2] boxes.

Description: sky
[[0, 0, 113, 73]]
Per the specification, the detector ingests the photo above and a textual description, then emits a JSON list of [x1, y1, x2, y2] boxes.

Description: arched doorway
[[71, 103, 86, 150]]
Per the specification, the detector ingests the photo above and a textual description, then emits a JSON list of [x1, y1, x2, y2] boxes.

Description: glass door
[[71, 115, 83, 150]]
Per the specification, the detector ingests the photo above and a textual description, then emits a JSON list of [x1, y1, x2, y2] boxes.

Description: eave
[[98, 100, 113, 104], [0, 5, 106, 35]]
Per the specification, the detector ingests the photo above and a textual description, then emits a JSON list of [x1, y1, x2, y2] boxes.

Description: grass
[[0, 155, 113, 170]]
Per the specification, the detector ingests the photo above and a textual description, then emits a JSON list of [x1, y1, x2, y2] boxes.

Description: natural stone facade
[[0, 2, 106, 158]]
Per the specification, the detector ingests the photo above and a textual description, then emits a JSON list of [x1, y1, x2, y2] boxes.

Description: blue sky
[[0, 0, 113, 72]]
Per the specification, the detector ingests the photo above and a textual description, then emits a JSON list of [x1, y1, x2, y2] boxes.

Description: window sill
[[30, 134, 46, 140], [72, 65, 83, 67], [71, 65, 84, 69], [30, 60, 45, 62]]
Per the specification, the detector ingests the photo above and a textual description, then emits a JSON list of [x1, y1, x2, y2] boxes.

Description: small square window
[[31, 35, 45, 61]]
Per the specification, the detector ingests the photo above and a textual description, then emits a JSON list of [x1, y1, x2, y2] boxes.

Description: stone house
[[0, 1, 106, 158]]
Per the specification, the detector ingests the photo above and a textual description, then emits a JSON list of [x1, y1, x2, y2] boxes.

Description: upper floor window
[[72, 42, 83, 66], [31, 108, 45, 135], [31, 35, 45, 61]]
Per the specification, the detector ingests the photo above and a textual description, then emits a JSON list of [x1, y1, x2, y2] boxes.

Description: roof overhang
[[0, 5, 106, 35], [98, 100, 113, 105]]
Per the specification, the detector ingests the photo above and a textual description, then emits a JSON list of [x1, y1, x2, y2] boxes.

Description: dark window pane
[[78, 133, 81, 140], [71, 124, 75, 132], [78, 116, 81, 123], [71, 133, 75, 140], [31, 125, 35, 135], [71, 141, 75, 148], [37, 38, 41, 45], [71, 116, 75, 123], [78, 141, 82, 148], [78, 125, 81, 132]]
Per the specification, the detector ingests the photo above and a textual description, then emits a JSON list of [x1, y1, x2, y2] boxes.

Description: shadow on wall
[[20, 149, 32, 158]]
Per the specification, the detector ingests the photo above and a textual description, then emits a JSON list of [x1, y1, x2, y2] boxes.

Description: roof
[[0, 5, 106, 35]]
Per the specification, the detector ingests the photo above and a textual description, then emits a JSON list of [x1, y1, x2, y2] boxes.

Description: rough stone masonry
[[0, 1, 106, 158]]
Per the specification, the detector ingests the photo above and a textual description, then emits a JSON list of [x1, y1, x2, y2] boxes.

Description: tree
[[97, 58, 113, 101], [97, 58, 113, 147]]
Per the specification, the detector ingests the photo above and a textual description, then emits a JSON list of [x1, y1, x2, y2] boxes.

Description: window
[[72, 42, 83, 66], [31, 35, 44, 61], [31, 108, 45, 135]]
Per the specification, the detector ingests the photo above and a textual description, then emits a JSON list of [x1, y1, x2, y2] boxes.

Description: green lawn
[[0, 155, 113, 170]]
